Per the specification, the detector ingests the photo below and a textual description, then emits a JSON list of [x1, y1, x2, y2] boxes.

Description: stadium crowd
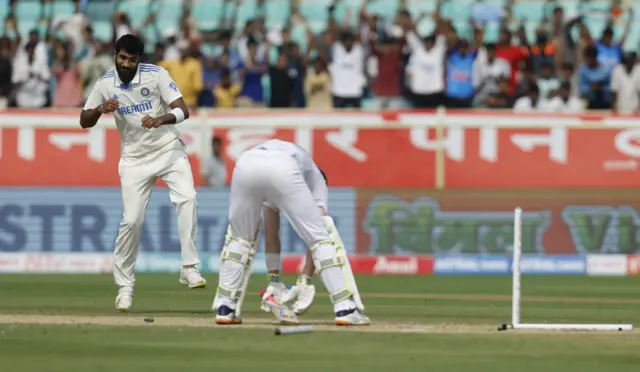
[[1, 0, 639, 114]]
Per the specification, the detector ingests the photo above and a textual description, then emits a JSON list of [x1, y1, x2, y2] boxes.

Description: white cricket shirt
[[254, 139, 328, 211], [83, 63, 184, 161]]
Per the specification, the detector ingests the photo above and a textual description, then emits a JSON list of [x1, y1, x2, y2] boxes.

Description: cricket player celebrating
[[79, 34, 206, 312], [212, 139, 369, 326]]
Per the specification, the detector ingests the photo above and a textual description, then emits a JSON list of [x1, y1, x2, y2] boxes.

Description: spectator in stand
[[285, 42, 309, 108], [202, 136, 227, 188], [611, 52, 640, 115], [579, 45, 611, 109], [0, 37, 13, 109], [329, 31, 365, 108], [496, 28, 527, 93], [80, 40, 113, 104], [526, 28, 556, 76], [200, 56, 221, 107], [268, 53, 295, 108], [75, 25, 94, 62], [237, 37, 267, 106], [214, 68, 241, 109], [515, 65, 537, 98], [12, 41, 50, 108], [594, 8, 632, 72], [558, 62, 579, 98], [52, 41, 82, 107], [369, 33, 404, 109], [145, 42, 165, 65], [406, 34, 446, 108], [484, 76, 514, 109], [305, 57, 331, 109], [537, 62, 559, 100], [17, 29, 48, 67], [472, 43, 510, 107], [546, 81, 584, 113], [513, 84, 542, 112], [445, 39, 475, 108], [159, 42, 204, 110]]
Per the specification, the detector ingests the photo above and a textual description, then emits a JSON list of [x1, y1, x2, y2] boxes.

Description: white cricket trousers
[[113, 141, 199, 288], [221, 149, 356, 313], [228, 149, 328, 245]]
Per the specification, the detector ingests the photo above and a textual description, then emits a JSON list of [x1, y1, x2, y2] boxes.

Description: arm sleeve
[[83, 81, 105, 110], [157, 67, 183, 104]]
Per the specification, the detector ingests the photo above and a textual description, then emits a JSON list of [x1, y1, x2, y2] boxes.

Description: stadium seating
[[2, 0, 639, 52]]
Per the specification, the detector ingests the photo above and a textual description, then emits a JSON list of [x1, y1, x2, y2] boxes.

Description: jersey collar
[[114, 65, 142, 89]]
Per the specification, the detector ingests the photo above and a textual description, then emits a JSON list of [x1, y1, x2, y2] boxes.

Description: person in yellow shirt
[[158, 44, 203, 109], [214, 69, 241, 108]]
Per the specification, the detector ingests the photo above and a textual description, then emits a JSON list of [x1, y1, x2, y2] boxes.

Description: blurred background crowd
[[1, 0, 640, 114]]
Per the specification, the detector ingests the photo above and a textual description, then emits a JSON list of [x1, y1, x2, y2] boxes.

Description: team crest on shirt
[[140, 87, 150, 96]]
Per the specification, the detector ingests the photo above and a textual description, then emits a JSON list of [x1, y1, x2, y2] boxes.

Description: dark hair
[[247, 36, 259, 47], [220, 68, 231, 78], [29, 29, 38, 37], [560, 81, 571, 91], [485, 43, 497, 51], [318, 168, 327, 184], [212, 136, 223, 144], [115, 34, 145, 57], [583, 45, 598, 58], [602, 27, 614, 37], [25, 41, 37, 51], [529, 84, 539, 94]]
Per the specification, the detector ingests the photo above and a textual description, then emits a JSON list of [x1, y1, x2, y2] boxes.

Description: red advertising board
[[2, 110, 640, 188], [281, 255, 434, 275]]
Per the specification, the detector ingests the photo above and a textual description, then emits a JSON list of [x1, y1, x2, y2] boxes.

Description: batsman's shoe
[[215, 305, 241, 325], [115, 288, 133, 312], [179, 266, 207, 289], [260, 282, 288, 312], [335, 308, 371, 326]]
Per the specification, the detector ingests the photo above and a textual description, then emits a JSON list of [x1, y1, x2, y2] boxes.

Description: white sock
[[265, 253, 281, 272]]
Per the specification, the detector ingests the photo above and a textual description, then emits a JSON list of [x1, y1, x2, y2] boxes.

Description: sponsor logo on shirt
[[117, 101, 153, 116]]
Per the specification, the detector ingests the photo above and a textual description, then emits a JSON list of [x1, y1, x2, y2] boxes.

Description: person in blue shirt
[[285, 42, 307, 108], [579, 45, 611, 109], [446, 39, 476, 108], [595, 27, 623, 72]]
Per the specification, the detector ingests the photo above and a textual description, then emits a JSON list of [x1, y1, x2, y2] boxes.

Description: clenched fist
[[98, 98, 119, 114], [141, 115, 164, 129]]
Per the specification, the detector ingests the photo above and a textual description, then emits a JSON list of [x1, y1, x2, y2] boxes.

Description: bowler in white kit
[[79, 34, 205, 312], [212, 139, 369, 325]]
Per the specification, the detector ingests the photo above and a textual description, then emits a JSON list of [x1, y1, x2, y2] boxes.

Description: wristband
[[170, 107, 186, 124]]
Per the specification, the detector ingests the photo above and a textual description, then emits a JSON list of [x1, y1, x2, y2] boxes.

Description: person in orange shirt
[[158, 42, 203, 109], [214, 69, 241, 108]]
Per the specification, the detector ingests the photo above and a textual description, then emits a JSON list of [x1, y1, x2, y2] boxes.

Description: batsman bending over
[[211, 139, 369, 325], [260, 169, 365, 317]]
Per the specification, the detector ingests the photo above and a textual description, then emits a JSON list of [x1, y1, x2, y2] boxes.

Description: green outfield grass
[[1, 274, 639, 371]]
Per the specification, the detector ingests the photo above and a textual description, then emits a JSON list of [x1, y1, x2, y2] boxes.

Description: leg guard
[[212, 226, 257, 318], [322, 216, 365, 312], [310, 240, 356, 312]]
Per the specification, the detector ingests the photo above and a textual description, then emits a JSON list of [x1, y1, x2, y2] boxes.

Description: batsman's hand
[[141, 115, 164, 129], [98, 98, 119, 114]]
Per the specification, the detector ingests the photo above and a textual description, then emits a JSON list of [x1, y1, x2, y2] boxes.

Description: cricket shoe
[[215, 305, 241, 325], [115, 287, 133, 312], [179, 266, 207, 289], [335, 308, 371, 326], [260, 282, 288, 312]]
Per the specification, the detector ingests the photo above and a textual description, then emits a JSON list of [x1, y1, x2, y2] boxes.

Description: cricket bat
[[260, 289, 299, 325]]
